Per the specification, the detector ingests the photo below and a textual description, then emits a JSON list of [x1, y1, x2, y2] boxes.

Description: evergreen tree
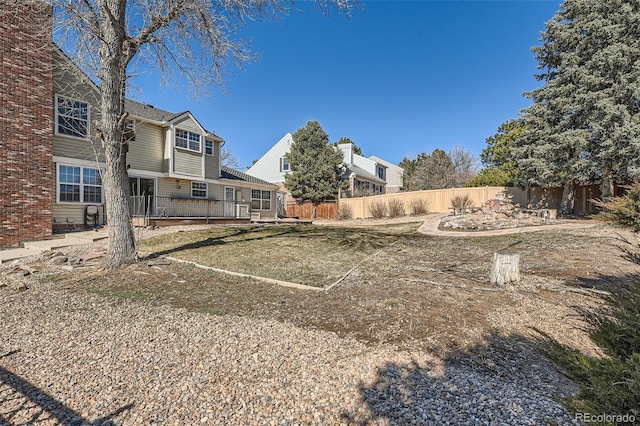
[[513, 0, 640, 213], [399, 154, 426, 189], [467, 120, 525, 187], [334, 137, 363, 156], [284, 121, 347, 215]]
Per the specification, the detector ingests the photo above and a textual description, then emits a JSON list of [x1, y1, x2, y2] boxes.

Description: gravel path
[[0, 277, 578, 425]]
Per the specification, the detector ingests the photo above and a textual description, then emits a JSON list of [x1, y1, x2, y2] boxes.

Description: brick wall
[[0, 1, 54, 247]]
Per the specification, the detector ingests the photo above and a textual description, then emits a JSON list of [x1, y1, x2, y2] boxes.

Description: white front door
[[224, 186, 235, 217]]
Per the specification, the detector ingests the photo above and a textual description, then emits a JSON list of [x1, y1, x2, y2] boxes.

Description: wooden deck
[[132, 217, 251, 227]]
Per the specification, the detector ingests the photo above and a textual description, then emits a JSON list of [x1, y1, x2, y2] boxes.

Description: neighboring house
[[0, 4, 276, 248], [336, 143, 387, 197], [246, 134, 400, 200], [368, 156, 404, 193], [245, 133, 294, 197]]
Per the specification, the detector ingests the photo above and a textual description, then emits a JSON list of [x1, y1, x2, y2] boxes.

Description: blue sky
[[131, 0, 563, 169]]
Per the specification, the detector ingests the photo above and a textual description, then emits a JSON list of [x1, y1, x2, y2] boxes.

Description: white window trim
[[280, 157, 290, 172], [124, 119, 136, 142], [56, 163, 104, 204], [55, 95, 90, 140], [191, 181, 208, 199], [251, 189, 272, 211], [175, 128, 202, 153]]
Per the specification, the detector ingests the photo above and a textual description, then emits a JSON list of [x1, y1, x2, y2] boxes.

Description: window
[[58, 164, 102, 203], [83, 168, 103, 202], [175, 128, 201, 152], [280, 157, 290, 172], [56, 96, 89, 138], [205, 140, 214, 156], [251, 189, 271, 210], [377, 166, 386, 181], [191, 182, 207, 198], [124, 119, 135, 143]]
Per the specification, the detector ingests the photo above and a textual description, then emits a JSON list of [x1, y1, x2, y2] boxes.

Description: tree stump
[[490, 253, 520, 287]]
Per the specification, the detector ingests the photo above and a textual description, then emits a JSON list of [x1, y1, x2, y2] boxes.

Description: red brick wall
[[0, 2, 54, 247]]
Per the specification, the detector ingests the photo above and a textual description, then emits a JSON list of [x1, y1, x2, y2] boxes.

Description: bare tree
[[19, 0, 353, 268], [449, 145, 479, 187], [221, 146, 242, 169], [404, 146, 478, 190]]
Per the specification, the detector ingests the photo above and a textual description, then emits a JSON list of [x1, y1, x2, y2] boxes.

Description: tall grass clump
[[409, 198, 430, 215], [450, 194, 473, 209], [387, 198, 405, 218], [337, 203, 353, 220], [368, 200, 387, 219]]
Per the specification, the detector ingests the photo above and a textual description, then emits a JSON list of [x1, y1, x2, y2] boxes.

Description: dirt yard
[[3, 213, 638, 424], [6, 213, 635, 358]]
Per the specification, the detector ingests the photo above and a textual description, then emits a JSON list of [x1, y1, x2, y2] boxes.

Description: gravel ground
[[1, 278, 577, 425]]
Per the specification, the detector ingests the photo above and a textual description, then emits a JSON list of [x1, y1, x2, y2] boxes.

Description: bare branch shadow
[[349, 333, 578, 425], [0, 355, 132, 425]]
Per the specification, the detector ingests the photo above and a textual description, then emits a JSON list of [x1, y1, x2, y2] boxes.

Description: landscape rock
[[51, 256, 69, 265], [0, 283, 576, 425]]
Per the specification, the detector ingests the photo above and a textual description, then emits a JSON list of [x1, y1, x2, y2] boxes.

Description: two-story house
[[0, 3, 277, 248], [367, 156, 404, 193], [51, 49, 278, 232], [246, 133, 400, 200]]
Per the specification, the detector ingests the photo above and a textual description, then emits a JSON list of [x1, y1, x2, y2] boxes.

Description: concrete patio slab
[[0, 229, 109, 264]]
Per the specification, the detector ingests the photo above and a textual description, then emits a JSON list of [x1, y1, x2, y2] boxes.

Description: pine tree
[[284, 121, 347, 216], [467, 120, 524, 187], [513, 0, 640, 213]]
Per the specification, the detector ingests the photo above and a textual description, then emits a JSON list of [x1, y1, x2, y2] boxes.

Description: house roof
[[221, 166, 278, 187], [342, 163, 386, 184], [369, 155, 403, 172], [125, 100, 223, 141], [125, 99, 182, 123], [53, 46, 223, 139]]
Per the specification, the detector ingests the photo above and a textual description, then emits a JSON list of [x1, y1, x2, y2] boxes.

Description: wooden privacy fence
[[286, 201, 338, 219], [339, 185, 603, 219]]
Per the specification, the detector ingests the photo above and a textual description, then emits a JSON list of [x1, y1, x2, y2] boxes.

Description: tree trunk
[[559, 180, 576, 216], [490, 253, 520, 287], [601, 164, 614, 198], [100, 0, 136, 268]]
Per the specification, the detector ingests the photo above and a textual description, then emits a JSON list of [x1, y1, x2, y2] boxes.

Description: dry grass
[[43, 219, 637, 358], [137, 223, 419, 287]]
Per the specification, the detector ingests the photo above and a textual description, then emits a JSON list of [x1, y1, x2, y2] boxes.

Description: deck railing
[[130, 196, 251, 220]]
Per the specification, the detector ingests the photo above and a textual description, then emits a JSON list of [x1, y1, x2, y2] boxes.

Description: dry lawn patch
[[43, 220, 636, 358], [137, 223, 418, 287]]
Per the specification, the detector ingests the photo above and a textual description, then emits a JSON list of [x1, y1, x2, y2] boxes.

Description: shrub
[[547, 281, 640, 417], [409, 198, 430, 215], [450, 194, 473, 209], [337, 203, 353, 220], [546, 193, 640, 418], [387, 198, 405, 218], [368, 200, 387, 218], [596, 183, 640, 232]]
